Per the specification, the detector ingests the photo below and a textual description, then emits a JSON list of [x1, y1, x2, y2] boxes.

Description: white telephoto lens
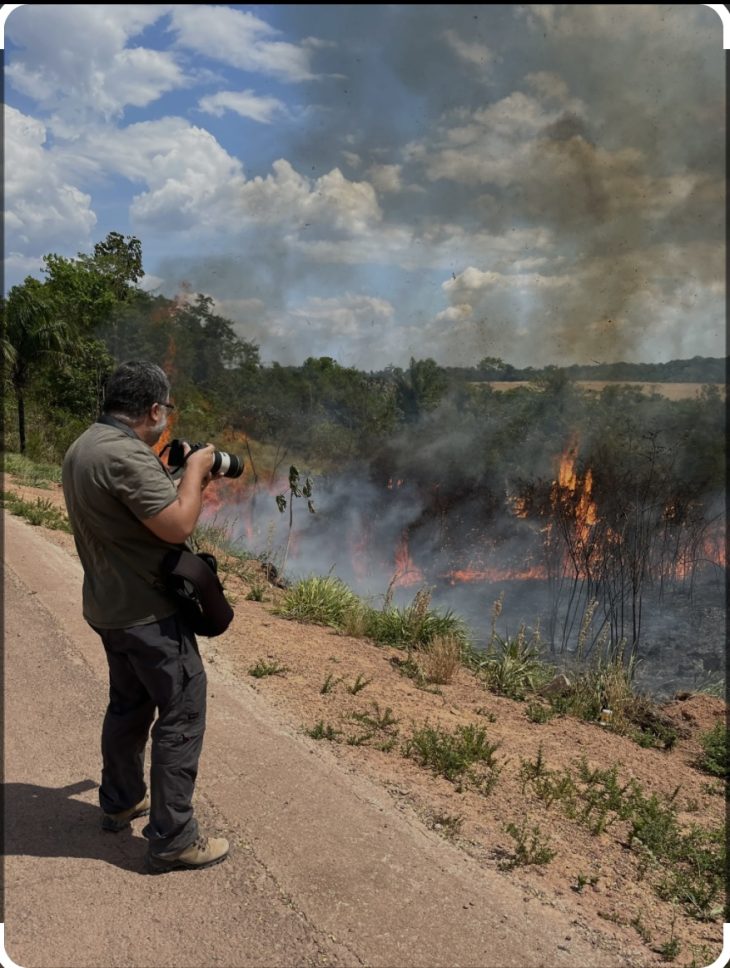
[[217, 453, 231, 476]]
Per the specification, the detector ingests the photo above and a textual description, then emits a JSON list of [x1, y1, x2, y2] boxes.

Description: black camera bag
[[161, 549, 234, 637]]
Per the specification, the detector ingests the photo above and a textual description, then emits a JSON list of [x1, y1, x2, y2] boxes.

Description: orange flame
[[394, 531, 424, 587]]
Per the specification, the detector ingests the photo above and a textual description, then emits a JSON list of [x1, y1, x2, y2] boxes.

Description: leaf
[[308, 500, 316, 514], [276, 494, 287, 513]]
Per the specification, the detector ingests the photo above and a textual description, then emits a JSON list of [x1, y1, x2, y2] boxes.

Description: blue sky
[[4, 4, 725, 369]]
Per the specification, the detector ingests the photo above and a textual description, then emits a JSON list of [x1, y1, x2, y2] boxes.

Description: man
[[62, 360, 229, 874]]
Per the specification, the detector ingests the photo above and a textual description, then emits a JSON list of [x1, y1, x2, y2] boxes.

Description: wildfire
[[551, 441, 598, 548], [393, 530, 424, 587]]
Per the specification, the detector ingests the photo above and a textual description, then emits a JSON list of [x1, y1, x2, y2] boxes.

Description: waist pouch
[[161, 550, 234, 638]]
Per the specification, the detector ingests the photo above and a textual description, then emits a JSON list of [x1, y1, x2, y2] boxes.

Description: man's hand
[[143, 443, 217, 543], [184, 444, 215, 489]]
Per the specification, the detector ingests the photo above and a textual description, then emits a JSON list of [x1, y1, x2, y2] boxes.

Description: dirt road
[[4, 512, 643, 968]]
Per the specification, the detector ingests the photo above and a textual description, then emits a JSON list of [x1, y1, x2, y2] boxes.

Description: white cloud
[[366, 164, 403, 194], [169, 5, 317, 82], [5, 106, 96, 251], [198, 89, 286, 123], [6, 5, 184, 122], [289, 293, 394, 337], [443, 29, 496, 68]]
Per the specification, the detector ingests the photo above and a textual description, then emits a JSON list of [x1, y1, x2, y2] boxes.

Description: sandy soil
[[3, 473, 726, 968]]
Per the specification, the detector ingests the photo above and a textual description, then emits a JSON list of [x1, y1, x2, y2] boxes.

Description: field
[[486, 381, 725, 399]]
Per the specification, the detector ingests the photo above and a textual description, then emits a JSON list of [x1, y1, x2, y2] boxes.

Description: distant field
[[484, 381, 725, 400]]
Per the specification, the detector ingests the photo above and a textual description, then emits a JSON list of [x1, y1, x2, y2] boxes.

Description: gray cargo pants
[[94, 613, 207, 856]]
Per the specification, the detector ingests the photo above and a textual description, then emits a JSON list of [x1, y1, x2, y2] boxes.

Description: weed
[[526, 702, 555, 723], [696, 722, 728, 779], [573, 873, 600, 895], [351, 703, 399, 733], [658, 938, 681, 962], [246, 584, 266, 602], [3, 453, 62, 487], [1, 491, 72, 532], [278, 576, 359, 627], [404, 722, 500, 784], [416, 634, 463, 684], [248, 659, 289, 678], [630, 914, 652, 943], [320, 673, 340, 694], [501, 821, 556, 869], [478, 626, 551, 700], [347, 673, 373, 695], [306, 721, 341, 741], [474, 707, 497, 722]]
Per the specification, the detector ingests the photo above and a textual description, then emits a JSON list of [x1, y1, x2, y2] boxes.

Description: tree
[[3, 278, 68, 452], [392, 357, 448, 423]]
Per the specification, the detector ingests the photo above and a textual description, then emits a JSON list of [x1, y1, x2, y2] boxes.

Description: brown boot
[[146, 834, 230, 874], [101, 795, 151, 832]]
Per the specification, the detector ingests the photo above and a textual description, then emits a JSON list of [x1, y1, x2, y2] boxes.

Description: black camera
[[165, 438, 244, 479]]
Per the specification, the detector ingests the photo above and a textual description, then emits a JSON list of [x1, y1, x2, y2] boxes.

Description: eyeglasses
[[157, 401, 176, 411]]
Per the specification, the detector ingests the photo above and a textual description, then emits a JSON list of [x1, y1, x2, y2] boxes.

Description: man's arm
[[142, 446, 215, 544]]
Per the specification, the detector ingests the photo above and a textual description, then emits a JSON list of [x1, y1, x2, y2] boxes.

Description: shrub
[[278, 576, 359, 627], [404, 722, 500, 783], [479, 626, 552, 700], [416, 634, 463, 684], [697, 722, 729, 779]]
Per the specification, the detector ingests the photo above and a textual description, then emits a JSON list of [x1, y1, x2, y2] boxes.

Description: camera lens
[[212, 451, 244, 478]]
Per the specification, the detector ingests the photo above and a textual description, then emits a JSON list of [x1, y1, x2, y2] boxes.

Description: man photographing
[[62, 360, 229, 874]]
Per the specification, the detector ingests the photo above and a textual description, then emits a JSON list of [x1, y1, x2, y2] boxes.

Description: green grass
[[248, 659, 289, 678], [696, 722, 728, 779], [404, 722, 500, 785], [478, 628, 552, 700], [518, 747, 726, 920], [277, 576, 359, 627], [306, 721, 341, 741], [3, 452, 62, 487], [501, 821, 556, 869], [1, 490, 72, 532]]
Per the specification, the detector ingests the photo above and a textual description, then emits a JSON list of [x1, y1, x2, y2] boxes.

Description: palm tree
[[2, 278, 67, 453]]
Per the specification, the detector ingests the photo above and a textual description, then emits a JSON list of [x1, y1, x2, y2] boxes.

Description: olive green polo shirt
[[62, 420, 186, 629]]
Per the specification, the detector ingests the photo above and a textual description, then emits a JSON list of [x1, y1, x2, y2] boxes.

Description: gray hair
[[102, 361, 171, 419]]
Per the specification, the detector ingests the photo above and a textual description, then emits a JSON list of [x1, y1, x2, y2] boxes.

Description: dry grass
[[416, 634, 464, 685]]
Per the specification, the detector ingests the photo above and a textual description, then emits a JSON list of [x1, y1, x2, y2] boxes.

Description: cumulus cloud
[[5, 5, 184, 123], [198, 89, 286, 123], [169, 5, 317, 82], [442, 29, 496, 68], [5, 106, 96, 252], [366, 164, 403, 194]]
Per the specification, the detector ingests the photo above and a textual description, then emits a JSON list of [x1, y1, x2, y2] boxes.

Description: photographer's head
[[103, 361, 173, 446]]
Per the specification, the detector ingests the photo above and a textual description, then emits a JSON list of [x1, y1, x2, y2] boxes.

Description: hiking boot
[[146, 834, 230, 874], [101, 795, 151, 832]]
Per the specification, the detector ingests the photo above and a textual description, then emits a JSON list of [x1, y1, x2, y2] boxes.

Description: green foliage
[[278, 576, 359, 627], [404, 722, 500, 783], [696, 722, 729, 778], [248, 659, 289, 678], [526, 702, 555, 723], [501, 821, 557, 869], [478, 627, 552, 700], [306, 721, 341, 741], [3, 453, 62, 487], [0, 491, 72, 532], [346, 673, 373, 695]]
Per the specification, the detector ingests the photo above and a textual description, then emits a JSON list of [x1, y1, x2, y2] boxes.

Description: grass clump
[[501, 821, 556, 869], [696, 722, 729, 779], [478, 625, 552, 700], [248, 659, 289, 678], [404, 721, 500, 789], [1, 491, 72, 532], [306, 721, 341, 741], [278, 576, 359, 627], [416, 634, 463, 684], [3, 453, 62, 487], [346, 673, 373, 695]]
